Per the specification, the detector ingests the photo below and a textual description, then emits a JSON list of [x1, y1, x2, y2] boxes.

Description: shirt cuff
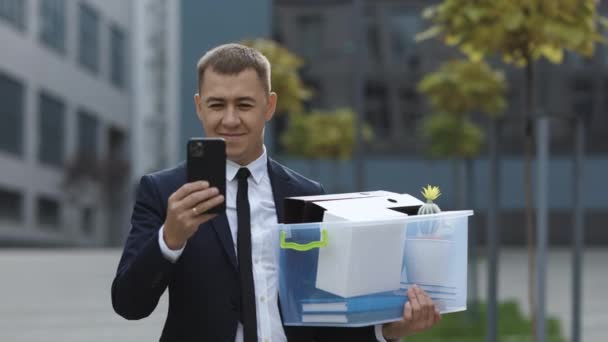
[[375, 324, 391, 342], [158, 225, 185, 263]]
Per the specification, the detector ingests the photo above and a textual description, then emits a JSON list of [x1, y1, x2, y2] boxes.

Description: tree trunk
[[458, 159, 466, 209], [487, 119, 500, 342], [535, 116, 550, 342], [523, 59, 537, 340], [571, 116, 585, 342], [452, 159, 466, 209], [331, 159, 341, 193], [352, 0, 366, 192], [465, 157, 479, 319]]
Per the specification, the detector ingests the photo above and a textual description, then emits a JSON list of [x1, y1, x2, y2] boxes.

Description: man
[[112, 43, 440, 341]]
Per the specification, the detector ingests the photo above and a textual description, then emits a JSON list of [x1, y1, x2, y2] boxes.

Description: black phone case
[[187, 138, 226, 214]]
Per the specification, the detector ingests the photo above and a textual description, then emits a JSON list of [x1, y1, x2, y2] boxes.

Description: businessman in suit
[[112, 43, 441, 341]]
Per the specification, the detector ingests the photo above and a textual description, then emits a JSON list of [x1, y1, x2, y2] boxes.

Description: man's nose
[[222, 106, 240, 127]]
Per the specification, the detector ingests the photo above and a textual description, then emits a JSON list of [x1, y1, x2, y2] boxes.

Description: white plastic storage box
[[275, 210, 473, 327]]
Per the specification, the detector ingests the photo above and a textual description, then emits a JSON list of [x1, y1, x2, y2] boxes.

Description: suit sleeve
[[111, 175, 175, 320]]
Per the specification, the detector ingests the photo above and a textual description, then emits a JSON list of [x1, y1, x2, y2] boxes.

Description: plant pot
[[403, 238, 453, 286]]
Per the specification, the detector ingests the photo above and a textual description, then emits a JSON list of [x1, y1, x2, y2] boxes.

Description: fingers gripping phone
[[187, 138, 226, 214]]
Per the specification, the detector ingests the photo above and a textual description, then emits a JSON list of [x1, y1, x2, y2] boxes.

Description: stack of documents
[[300, 291, 406, 324]]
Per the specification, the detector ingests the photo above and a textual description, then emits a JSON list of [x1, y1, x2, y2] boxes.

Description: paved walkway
[[0, 249, 165, 341], [0, 248, 605, 341]]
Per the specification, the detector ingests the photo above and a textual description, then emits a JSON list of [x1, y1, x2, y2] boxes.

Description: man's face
[[194, 67, 277, 165]]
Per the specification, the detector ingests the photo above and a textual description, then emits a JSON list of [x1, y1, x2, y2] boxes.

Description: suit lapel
[[210, 213, 238, 269], [267, 158, 295, 224]]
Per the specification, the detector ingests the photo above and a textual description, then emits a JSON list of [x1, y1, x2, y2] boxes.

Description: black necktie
[[236, 168, 257, 342]]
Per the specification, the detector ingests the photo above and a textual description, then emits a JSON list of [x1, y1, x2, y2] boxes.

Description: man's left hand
[[381, 285, 441, 340]]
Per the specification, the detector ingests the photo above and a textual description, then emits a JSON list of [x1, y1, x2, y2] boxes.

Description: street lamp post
[[535, 115, 550, 342], [571, 115, 585, 342], [352, 0, 366, 191], [486, 119, 500, 342]]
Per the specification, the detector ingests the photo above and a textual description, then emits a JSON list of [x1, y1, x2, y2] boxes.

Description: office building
[[0, 0, 132, 246]]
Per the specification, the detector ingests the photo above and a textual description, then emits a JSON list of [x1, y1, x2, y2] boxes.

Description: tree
[[241, 38, 312, 115], [418, 59, 506, 159], [418, 59, 507, 315], [281, 108, 373, 191], [418, 0, 606, 339]]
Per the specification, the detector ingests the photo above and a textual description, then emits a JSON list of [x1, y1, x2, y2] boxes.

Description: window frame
[[78, 2, 100, 74]]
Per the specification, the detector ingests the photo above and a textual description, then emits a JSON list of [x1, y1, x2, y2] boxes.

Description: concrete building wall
[[131, 0, 180, 181]]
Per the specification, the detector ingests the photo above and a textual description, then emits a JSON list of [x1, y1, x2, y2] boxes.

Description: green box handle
[[280, 229, 328, 251]]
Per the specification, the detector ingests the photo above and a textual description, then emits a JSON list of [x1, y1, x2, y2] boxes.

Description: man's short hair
[[196, 43, 271, 93]]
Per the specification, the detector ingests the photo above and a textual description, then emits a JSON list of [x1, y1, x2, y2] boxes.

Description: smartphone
[[187, 137, 226, 214]]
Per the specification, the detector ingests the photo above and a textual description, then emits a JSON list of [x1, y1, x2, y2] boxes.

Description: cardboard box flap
[[283, 191, 423, 224], [284, 191, 398, 223], [288, 190, 398, 202], [317, 193, 422, 219], [322, 207, 407, 222]]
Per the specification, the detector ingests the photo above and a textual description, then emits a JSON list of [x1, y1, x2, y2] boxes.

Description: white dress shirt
[[158, 147, 388, 342]]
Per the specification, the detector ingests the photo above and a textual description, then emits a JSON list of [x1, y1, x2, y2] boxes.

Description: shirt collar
[[226, 145, 267, 185]]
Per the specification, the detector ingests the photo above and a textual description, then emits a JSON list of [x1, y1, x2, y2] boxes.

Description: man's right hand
[[163, 181, 225, 250]]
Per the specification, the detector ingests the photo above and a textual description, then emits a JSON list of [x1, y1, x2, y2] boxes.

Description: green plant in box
[[418, 185, 442, 214], [417, 185, 442, 235]]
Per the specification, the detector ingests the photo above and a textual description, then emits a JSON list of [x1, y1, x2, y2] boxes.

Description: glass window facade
[[78, 3, 100, 73], [39, 0, 66, 53], [77, 110, 99, 159], [0, 188, 23, 223], [0, 71, 24, 157], [110, 25, 127, 88], [0, 0, 26, 31], [37, 196, 61, 228], [38, 91, 66, 167], [296, 14, 323, 61]]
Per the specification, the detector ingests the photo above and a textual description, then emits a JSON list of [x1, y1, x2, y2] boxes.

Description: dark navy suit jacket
[[111, 158, 377, 341]]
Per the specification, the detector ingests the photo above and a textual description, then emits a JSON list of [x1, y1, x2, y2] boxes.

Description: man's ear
[[194, 93, 203, 120], [265, 92, 277, 121]]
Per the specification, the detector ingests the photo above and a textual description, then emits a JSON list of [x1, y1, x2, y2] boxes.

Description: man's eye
[[209, 103, 223, 109], [239, 103, 253, 110]]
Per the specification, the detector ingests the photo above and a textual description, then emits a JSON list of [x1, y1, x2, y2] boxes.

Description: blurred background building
[[0, 0, 270, 247], [0, 0, 133, 246], [132, 0, 180, 195]]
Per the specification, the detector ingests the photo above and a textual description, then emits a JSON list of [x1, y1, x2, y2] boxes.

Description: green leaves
[[417, 59, 506, 159], [418, 60, 507, 117], [241, 38, 312, 115], [419, 0, 606, 67], [416, 0, 606, 159], [422, 113, 485, 159], [280, 108, 373, 160]]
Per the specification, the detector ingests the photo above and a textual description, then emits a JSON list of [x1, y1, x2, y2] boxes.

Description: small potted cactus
[[418, 185, 442, 215], [403, 185, 451, 286], [416, 185, 442, 235]]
